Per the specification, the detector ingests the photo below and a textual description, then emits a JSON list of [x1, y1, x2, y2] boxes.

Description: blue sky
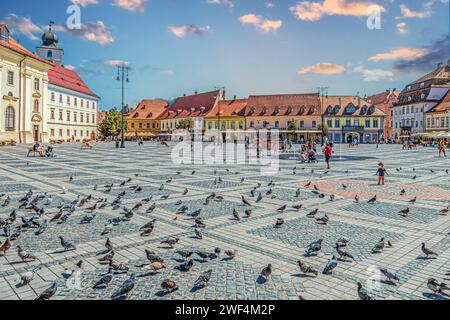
[[2, 0, 449, 110]]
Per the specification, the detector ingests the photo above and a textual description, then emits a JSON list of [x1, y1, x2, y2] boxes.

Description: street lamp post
[[116, 65, 130, 148], [318, 87, 329, 145], [214, 86, 226, 143]]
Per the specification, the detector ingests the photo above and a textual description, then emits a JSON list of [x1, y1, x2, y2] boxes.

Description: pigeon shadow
[[422, 292, 449, 300], [137, 271, 158, 278], [256, 275, 267, 285], [190, 284, 205, 293], [290, 273, 316, 278], [194, 259, 208, 263], [380, 279, 397, 286], [15, 283, 26, 289], [111, 295, 128, 301], [221, 257, 234, 262], [303, 252, 318, 258], [155, 288, 178, 297], [416, 256, 436, 260], [52, 249, 75, 254]]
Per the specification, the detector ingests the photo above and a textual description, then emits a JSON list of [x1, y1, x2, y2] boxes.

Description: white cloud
[[167, 25, 211, 38], [71, 0, 99, 7], [69, 21, 114, 45], [207, 0, 234, 10], [239, 14, 282, 33], [265, 2, 275, 8], [396, 4, 432, 19], [368, 48, 429, 62], [113, 0, 147, 13], [2, 14, 42, 41], [289, 0, 385, 22], [103, 60, 130, 67], [396, 22, 408, 35], [298, 62, 346, 75], [353, 66, 394, 81]]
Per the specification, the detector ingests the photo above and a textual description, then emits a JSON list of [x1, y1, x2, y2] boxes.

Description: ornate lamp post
[[116, 65, 130, 148], [318, 87, 329, 145]]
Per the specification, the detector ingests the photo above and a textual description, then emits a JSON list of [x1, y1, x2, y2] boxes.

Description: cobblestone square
[[0, 142, 449, 300]]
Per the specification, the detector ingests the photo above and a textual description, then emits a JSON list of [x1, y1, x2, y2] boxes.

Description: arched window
[[47, 50, 52, 58], [33, 100, 39, 113], [5, 106, 15, 131]]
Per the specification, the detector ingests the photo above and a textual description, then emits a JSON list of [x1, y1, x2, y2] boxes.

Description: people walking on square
[[323, 143, 333, 170], [438, 140, 446, 157], [376, 162, 388, 185]]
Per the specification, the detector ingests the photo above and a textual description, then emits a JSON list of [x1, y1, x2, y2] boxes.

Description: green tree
[[98, 109, 123, 139], [176, 117, 194, 130], [318, 123, 329, 137], [288, 120, 297, 132]]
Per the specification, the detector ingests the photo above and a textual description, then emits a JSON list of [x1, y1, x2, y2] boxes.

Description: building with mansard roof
[[391, 61, 450, 139]]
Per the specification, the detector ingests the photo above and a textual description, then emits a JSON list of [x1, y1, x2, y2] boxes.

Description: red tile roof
[[323, 96, 386, 116], [205, 99, 248, 118], [244, 93, 321, 117], [48, 65, 98, 98], [0, 37, 53, 65], [127, 99, 169, 120], [158, 90, 220, 119], [428, 90, 450, 113]]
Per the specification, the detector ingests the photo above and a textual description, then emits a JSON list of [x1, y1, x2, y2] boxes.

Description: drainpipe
[[18, 56, 26, 144]]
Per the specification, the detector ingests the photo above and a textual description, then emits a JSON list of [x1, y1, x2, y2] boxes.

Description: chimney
[[438, 62, 445, 68], [233, 95, 237, 100], [339, 97, 342, 107], [183, 94, 186, 97], [194, 90, 198, 95], [358, 96, 361, 107]]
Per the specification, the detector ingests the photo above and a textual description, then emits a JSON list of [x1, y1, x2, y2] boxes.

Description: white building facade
[[0, 24, 52, 144], [392, 62, 450, 139], [37, 26, 99, 142]]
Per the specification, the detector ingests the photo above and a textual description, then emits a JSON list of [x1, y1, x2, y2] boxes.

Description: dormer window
[[274, 106, 280, 114], [407, 96, 412, 102], [420, 82, 424, 88], [327, 106, 333, 113], [345, 103, 356, 114], [0, 25, 10, 42], [261, 107, 267, 114], [362, 106, 368, 113], [300, 107, 305, 113], [369, 106, 375, 114], [421, 93, 426, 100]]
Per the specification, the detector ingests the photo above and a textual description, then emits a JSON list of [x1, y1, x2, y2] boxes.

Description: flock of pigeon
[[0, 163, 449, 300]]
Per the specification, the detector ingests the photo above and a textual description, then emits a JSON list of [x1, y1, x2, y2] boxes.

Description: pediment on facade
[[32, 92, 42, 98]]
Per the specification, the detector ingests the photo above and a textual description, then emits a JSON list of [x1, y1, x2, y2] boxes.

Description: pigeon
[[295, 189, 301, 198], [355, 195, 359, 203], [400, 189, 406, 196], [399, 208, 410, 217], [80, 214, 96, 224], [322, 255, 338, 274], [98, 251, 115, 263], [17, 245, 37, 262], [306, 239, 322, 255], [161, 279, 178, 294], [409, 197, 417, 204], [101, 221, 113, 236], [304, 181, 311, 188], [195, 251, 209, 262], [160, 237, 179, 248], [380, 268, 400, 284], [59, 236, 76, 251], [292, 204, 303, 211], [244, 209, 253, 217], [277, 205, 287, 213], [195, 269, 213, 288], [194, 228, 203, 239], [146, 203, 156, 213], [93, 268, 113, 289], [105, 238, 113, 252], [224, 249, 237, 259], [176, 250, 193, 260], [297, 260, 318, 276], [144, 261, 166, 272], [440, 207, 449, 215], [232, 209, 241, 221], [242, 196, 251, 206], [306, 208, 319, 218], [174, 259, 194, 272], [335, 243, 354, 261], [421, 243, 437, 258], [256, 193, 263, 203], [109, 259, 129, 273], [316, 214, 329, 225], [182, 188, 189, 195], [368, 195, 377, 204], [20, 269, 37, 286], [274, 218, 284, 228], [357, 282, 373, 300], [371, 238, 385, 254], [140, 219, 156, 231], [35, 282, 58, 300], [145, 249, 164, 263], [427, 278, 449, 296], [111, 273, 136, 299], [260, 264, 272, 279]]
